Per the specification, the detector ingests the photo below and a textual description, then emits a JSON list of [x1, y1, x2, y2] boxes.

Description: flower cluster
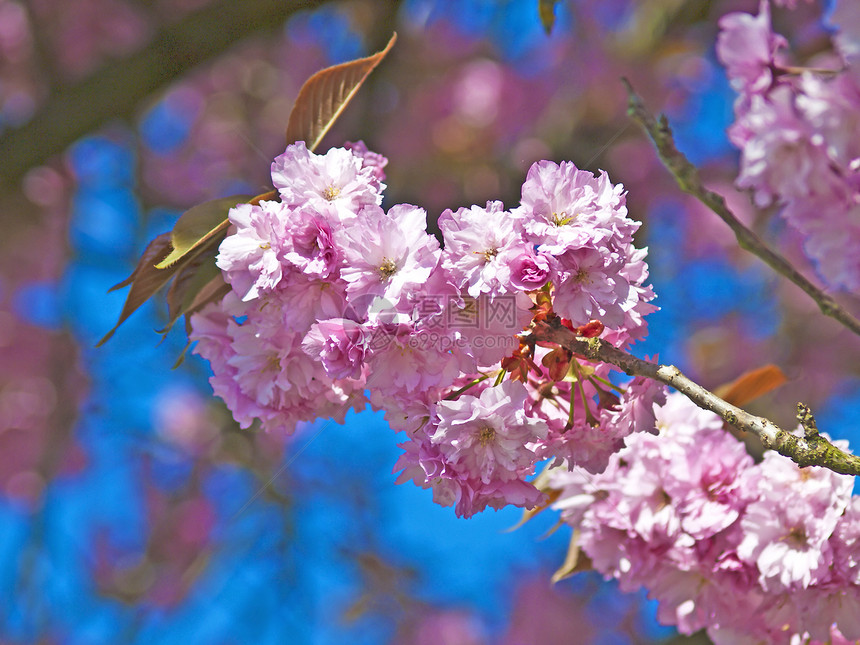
[[190, 140, 660, 517], [717, 0, 860, 291], [550, 392, 860, 644]]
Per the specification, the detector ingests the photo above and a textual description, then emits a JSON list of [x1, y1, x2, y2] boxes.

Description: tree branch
[[622, 78, 860, 339], [532, 317, 860, 476], [0, 0, 336, 200]]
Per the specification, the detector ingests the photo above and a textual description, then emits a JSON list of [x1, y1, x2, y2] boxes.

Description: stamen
[[474, 247, 499, 262], [552, 212, 576, 226], [477, 426, 496, 446], [379, 258, 398, 279], [322, 185, 341, 201]]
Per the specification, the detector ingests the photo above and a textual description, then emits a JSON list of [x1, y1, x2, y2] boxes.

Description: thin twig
[[622, 78, 860, 339], [532, 318, 860, 477]]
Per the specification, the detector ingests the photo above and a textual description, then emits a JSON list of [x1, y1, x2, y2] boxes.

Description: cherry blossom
[[196, 140, 663, 517]]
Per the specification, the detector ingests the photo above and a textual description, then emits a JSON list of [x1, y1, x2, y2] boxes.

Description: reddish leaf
[[542, 347, 572, 382], [506, 488, 562, 532], [285, 33, 397, 151], [506, 464, 564, 532], [107, 233, 171, 293], [97, 234, 176, 346], [551, 530, 593, 584], [539, 0, 561, 35], [714, 364, 788, 408], [159, 248, 222, 334], [171, 272, 232, 371], [185, 274, 231, 318], [575, 319, 604, 338], [99, 190, 276, 347]]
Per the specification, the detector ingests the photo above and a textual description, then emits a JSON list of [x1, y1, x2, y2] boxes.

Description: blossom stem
[[589, 374, 625, 395], [572, 361, 598, 426], [444, 373, 492, 400], [623, 79, 860, 340], [566, 381, 576, 430], [532, 317, 860, 476]]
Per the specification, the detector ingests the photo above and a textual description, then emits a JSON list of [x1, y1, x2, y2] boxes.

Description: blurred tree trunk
[[0, 0, 337, 204]]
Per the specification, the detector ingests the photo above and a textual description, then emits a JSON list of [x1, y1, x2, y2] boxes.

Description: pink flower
[[282, 210, 340, 280], [514, 159, 652, 332], [189, 296, 260, 429], [271, 141, 382, 222], [737, 445, 854, 594], [450, 477, 545, 518], [303, 318, 368, 380], [507, 248, 552, 291], [604, 246, 658, 347], [516, 160, 636, 248], [716, 0, 787, 95], [264, 275, 349, 333], [737, 498, 835, 592], [551, 245, 630, 328], [550, 390, 860, 643], [431, 381, 548, 484], [438, 200, 522, 297], [393, 407, 546, 519], [832, 497, 860, 586], [602, 373, 666, 438], [730, 88, 830, 208], [445, 293, 533, 368], [539, 422, 623, 475], [190, 295, 365, 433], [363, 322, 461, 394], [372, 387, 439, 435], [344, 140, 388, 186], [338, 204, 441, 316], [216, 200, 289, 301], [665, 430, 753, 539]]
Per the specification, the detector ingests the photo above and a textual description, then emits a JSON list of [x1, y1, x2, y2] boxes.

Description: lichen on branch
[[531, 316, 860, 477]]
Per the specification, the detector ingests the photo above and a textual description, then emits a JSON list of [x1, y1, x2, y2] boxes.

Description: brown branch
[[533, 317, 860, 477], [0, 0, 337, 202], [622, 78, 860, 339]]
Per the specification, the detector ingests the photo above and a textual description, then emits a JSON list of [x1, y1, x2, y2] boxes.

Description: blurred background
[[1, 0, 858, 643]]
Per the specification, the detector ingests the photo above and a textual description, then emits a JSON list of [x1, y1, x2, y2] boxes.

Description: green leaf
[[97, 233, 176, 347], [155, 195, 251, 270], [538, 0, 560, 35], [285, 33, 397, 152]]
